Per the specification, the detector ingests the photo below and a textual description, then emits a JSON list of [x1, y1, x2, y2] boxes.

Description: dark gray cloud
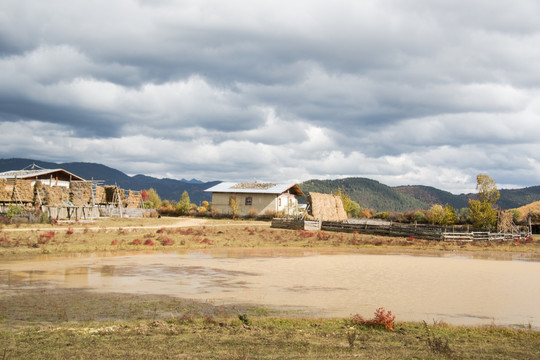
[[1, 0, 539, 193]]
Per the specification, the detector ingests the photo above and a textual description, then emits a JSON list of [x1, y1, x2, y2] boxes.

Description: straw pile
[[498, 211, 514, 232], [127, 191, 142, 208], [307, 192, 348, 222], [231, 182, 276, 190], [94, 185, 106, 204], [34, 181, 69, 206], [70, 181, 92, 206], [33, 181, 45, 205], [12, 180, 34, 202], [0, 179, 9, 202], [104, 186, 127, 205]]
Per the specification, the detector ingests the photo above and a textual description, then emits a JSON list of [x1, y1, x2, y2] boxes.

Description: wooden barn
[[205, 182, 305, 217], [0, 165, 144, 218]]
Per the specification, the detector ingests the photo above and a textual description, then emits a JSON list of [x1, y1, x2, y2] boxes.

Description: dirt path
[[1, 217, 270, 233]]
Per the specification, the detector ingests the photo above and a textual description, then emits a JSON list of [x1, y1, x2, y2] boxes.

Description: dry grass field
[[1, 216, 539, 258]]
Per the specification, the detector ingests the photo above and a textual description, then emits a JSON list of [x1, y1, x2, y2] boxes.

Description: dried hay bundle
[[42, 185, 69, 206], [104, 186, 127, 205], [12, 180, 34, 202], [0, 179, 9, 202], [94, 185, 106, 204], [514, 200, 540, 223], [70, 181, 92, 206], [34, 181, 45, 205], [307, 192, 348, 222], [127, 191, 142, 208]]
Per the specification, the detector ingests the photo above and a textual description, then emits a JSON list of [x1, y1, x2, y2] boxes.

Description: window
[[245, 197, 252, 206]]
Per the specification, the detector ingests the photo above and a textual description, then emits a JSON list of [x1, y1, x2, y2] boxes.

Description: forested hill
[[299, 178, 429, 212], [394, 185, 540, 210], [394, 185, 470, 210]]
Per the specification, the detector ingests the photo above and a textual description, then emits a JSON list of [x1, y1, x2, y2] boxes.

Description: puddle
[[1, 248, 539, 329]]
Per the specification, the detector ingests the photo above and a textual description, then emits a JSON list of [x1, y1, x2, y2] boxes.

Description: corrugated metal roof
[[205, 182, 304, 196], [0, 168, 85, 181]]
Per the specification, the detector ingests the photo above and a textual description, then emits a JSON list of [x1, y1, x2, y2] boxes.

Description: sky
[[1, 0, 540, 194]]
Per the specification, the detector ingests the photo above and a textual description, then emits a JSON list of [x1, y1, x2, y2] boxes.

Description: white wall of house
[[277, 193, 299, 215], [211, 192, 300, 216]]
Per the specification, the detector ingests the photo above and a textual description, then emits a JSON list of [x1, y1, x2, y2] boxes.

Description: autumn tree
[[144, 188, 161, 209], [468, 174, 499, 229], [335, 188, 361, 218], [176, 191, 191, 215], [428, 204, 445, 225], [428, 204, 457, 225]]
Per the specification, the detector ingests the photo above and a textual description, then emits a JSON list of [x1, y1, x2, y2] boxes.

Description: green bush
[[6, 205, 23, 219]]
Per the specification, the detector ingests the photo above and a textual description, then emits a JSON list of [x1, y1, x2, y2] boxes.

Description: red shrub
[[39, 231, 55, 244], [317, 231, 330, 240], [156, 228, 165, 234], [297, 230, 315, 238], [178, 228, 193, 235], [144, 239, 154, 246], [66, 228, 74, 235], [199, 238, 214, 245], [351, 307, 396, 330], [130, 239, 141, 245], [160, 236, 174, 246], [40, 231, 55, 239], [111, 240, 118, 245]]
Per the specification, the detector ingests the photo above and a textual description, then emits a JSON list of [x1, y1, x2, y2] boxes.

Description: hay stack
[[34, 181, 45, 205], [104, 186, 127, 205], [12, 180, 34, 202], [0, 179, 9, 202], [127, 191, 142, 208], [514, 200, 540, 223], [307, 192, 348, 222], [39, 184, 69, 206], [94, 185, 106, 204], [70, 181, 92, 206]]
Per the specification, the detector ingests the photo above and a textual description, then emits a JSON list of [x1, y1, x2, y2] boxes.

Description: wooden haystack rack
[[307, 192, 348, 222]]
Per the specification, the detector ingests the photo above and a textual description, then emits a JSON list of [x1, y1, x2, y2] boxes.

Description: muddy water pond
[[1, 249, 539, 329]]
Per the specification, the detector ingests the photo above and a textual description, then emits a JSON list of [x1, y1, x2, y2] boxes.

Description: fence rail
[[271, 218, 531, 241]]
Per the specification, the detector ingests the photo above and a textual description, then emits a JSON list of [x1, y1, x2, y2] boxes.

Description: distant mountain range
[[0, 158, 218, 205], [2, 158, 539, 211]]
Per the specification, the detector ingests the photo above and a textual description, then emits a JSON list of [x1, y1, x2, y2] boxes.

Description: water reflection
[[0, 249, 539, 329]]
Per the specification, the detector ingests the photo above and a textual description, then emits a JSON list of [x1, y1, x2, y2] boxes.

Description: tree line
[[336, 174, 517, 229]]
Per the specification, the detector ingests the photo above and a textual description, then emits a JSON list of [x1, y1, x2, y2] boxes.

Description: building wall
[[276, 193, 299, 215], [211, 192, 300, 216]]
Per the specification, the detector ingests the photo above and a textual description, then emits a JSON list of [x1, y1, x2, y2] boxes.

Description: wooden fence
[[271, 218, 531, 241]]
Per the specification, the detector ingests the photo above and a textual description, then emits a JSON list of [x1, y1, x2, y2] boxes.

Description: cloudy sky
[[1, 0, 540, 194]]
